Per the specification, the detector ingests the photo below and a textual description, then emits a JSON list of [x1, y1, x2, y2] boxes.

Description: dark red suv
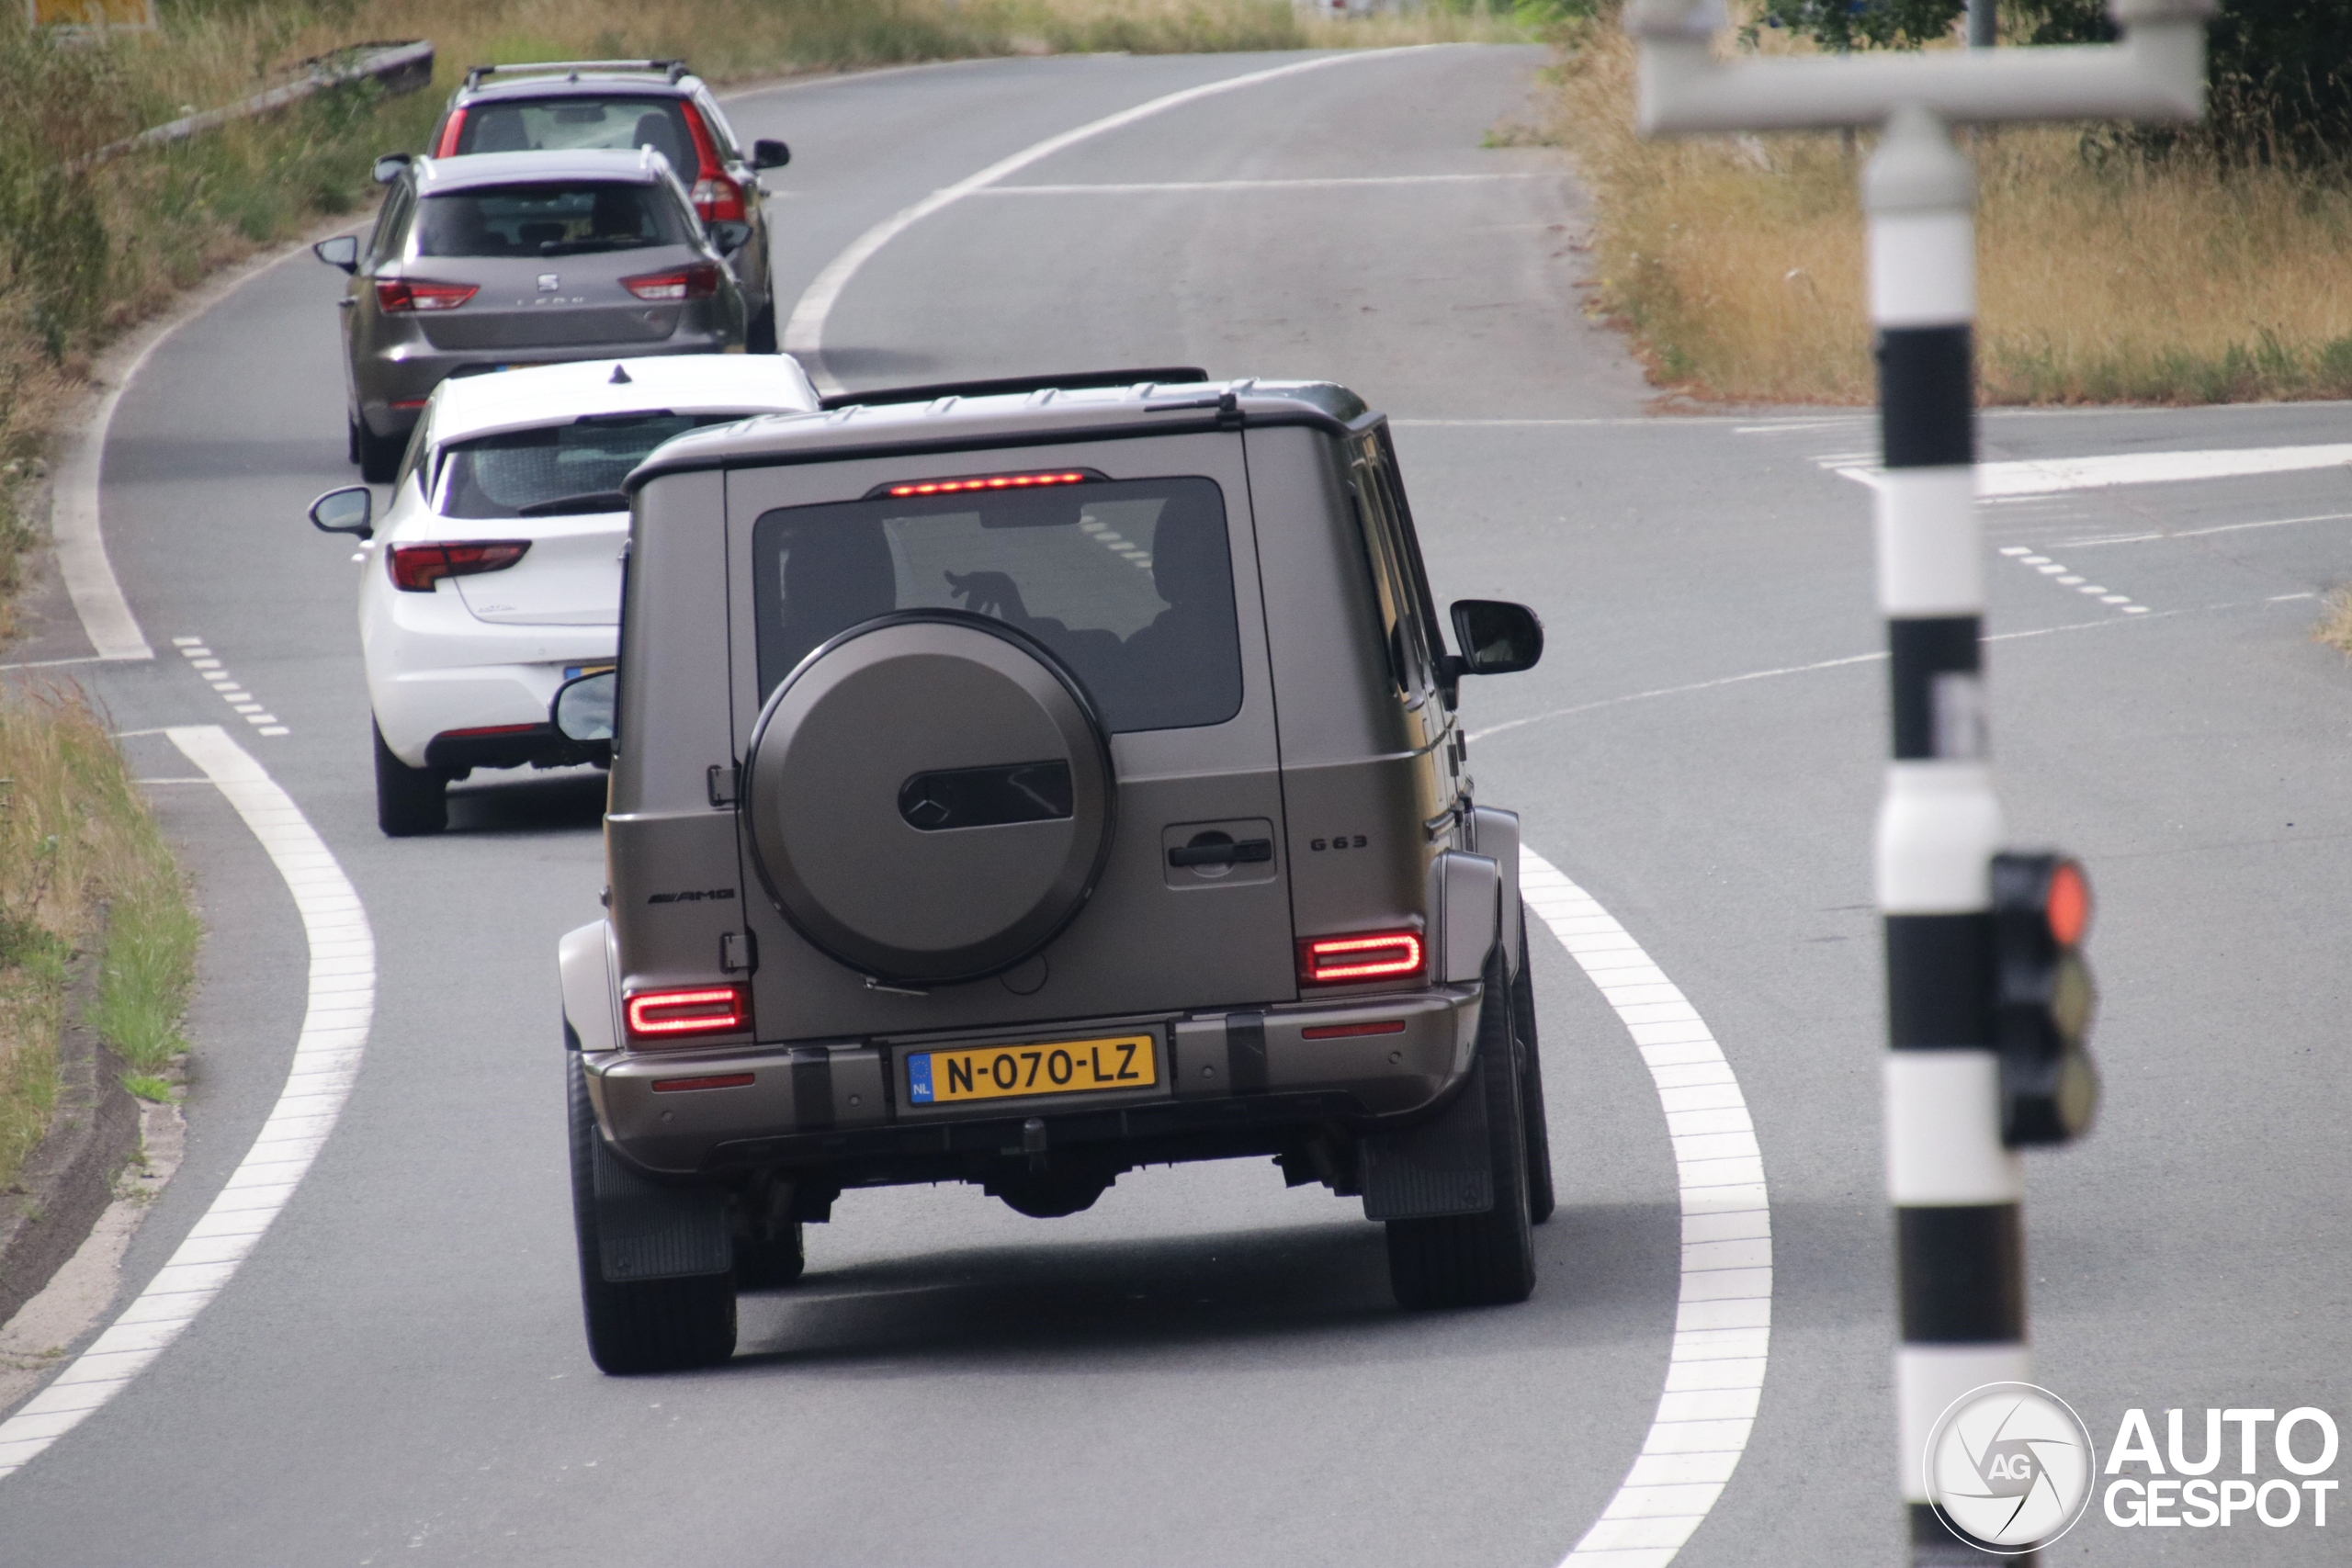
[[425, 61, 788, 350]]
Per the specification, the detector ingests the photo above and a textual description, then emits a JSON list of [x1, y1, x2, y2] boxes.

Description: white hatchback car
[[306, 355, 820, 835]]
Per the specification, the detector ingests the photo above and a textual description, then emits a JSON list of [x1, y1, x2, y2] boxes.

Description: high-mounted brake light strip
[[879, 469, 1097, 499], [624, 983, 752, 1042], [1298, 931, 1424, 986]]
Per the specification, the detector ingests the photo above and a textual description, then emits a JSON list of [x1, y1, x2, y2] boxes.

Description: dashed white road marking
[[1521, 848, 1770, 1568], [783, 48, 1423, 394], [0, 726, 371, 1481], [1995, 547, 2150, 614], [172, 637, 288, 734]]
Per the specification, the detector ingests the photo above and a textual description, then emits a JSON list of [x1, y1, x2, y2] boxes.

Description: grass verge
[[0, 687, 198, 1192], [1543, 16, 2352, 405]]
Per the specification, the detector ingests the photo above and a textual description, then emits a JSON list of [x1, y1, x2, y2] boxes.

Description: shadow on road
[[445, 769, 608, 836], [729, 1199, 1677, 1373]]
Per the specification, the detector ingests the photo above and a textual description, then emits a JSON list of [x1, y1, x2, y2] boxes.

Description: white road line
[[977, 172, 1556, 194], [1520, 848, 1770, 1568], [1833, 442, 2352, 500], [782, 49, 1419, 395], [50, 347, 158, 661], [0, 726, 371, 1482], [171, 637, 290, 735]]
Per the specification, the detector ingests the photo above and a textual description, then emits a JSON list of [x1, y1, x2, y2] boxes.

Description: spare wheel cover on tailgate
[[741, 610, 1116, 986]]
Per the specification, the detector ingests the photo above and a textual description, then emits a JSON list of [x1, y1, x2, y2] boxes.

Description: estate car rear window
[[414, 182, 686, 258], [752, 478, 1243, 734], [454, 98, 697, 175], [439, 414, 741, 518]]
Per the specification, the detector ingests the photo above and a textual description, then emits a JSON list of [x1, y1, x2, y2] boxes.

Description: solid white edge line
[[975, 172, 1557, 194], [780, 48, 1424, 395], [0, 726, 373, 1479], [51, 348, 158, 662], [1520, 847, 1770, 1568]]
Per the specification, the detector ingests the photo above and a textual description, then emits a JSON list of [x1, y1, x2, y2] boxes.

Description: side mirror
[[1449, 599, 1544, 677], [752, 138, 790, 170], [308, 484, 374, 537], [312, 234, 360, 274], [372, 152, 413, 186], [707, 219, 752, 256], [550, 670, 616, 748]]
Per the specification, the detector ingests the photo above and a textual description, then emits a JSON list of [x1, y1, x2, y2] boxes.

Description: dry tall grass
[[0, 686, 194, 1190], [1545, 21, 2352, 404]]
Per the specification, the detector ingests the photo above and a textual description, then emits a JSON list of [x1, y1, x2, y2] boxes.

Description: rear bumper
[[582, 986, 1484, 1179], [356, 331, 740, 436]]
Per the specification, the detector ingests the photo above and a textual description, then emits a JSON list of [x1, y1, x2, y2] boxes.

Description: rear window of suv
[[453, 97, 698, 175], [415, 182, 687, 257], [752, 478, 1244, 734]]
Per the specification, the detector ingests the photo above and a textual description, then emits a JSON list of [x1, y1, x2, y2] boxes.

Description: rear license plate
[[562, 663, 616, 680], [907, 1034, 1157, 1106]]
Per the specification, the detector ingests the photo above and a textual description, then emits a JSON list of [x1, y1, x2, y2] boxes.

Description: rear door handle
[[1168, 838, 1272, 869]]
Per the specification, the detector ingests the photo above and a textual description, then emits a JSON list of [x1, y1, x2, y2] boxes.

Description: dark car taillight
[[625, 984, 752, 1043], [621, 263, 720, 302], [680, 104, 745, 221], [389, 541, 529, 592], [1298, 931, 1426, 987], [376, 278, 479, 313]]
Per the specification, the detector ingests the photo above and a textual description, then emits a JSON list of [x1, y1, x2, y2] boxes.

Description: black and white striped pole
[[1626, 1, 2212, 1561]]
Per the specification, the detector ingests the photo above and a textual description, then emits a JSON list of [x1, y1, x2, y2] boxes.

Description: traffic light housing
[[1989, 852, 2099, 1146]]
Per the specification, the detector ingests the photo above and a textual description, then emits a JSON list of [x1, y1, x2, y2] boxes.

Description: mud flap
[[593, 1135, 731, 1284], [1358, 1056, 1497, 1220]]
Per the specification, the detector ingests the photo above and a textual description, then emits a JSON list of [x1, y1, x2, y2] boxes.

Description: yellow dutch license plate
[[908, 1034, 1157, 1106]]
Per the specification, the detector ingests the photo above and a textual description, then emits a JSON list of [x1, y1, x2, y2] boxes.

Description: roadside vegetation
[[0, 687, 198, 1191], [1539, 2, 2352, 405]]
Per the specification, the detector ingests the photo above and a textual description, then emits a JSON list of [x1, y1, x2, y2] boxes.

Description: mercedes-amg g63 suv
[[554, 372, 1552, 1372]]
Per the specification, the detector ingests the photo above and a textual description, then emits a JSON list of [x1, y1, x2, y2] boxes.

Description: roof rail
[[817, 367, 1212, 412], [464, 59, 689, 90]]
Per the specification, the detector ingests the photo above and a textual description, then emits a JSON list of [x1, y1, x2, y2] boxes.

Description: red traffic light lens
[[2045, 861, 2090, 947]]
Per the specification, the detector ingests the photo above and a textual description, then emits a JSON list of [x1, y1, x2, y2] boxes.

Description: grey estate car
[[551, 373, 1552, 1373], [315, 148, 748, 482]]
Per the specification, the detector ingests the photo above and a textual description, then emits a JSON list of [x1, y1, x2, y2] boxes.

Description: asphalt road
[[4, 43, 2349, 1566]]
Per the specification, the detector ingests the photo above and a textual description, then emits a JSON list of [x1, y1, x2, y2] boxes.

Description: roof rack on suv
[[463, 59, 688, 90], [816, 367, 1211, 412]]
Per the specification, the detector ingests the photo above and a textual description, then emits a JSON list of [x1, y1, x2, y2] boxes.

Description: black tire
[[1385, 949, 1537, 1309], [745, 299, 778, 355], [569, 1055, 737, 1374], [733, 1222, 806, 1290], [1514, 930, 1556, 1225], [373, 720, 448, 837], [356, 417, 404, 484]]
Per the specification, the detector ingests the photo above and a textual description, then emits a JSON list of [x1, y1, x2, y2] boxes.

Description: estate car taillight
[[621, 263, 721, 301], [625, 985, 752, 1043], [431, 108, 466, 157], [1299, 931, 1425, 986], [375, 278, 478, 313], [388, 541, 529, 592]]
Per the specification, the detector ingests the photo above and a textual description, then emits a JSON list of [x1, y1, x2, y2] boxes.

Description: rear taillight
[[625, 985, 752, 1043], [376, 278, 478, 313], [679, 104, 744, 221], [1299, 931, 1425, 987], [433, 107, 466, 156], [688, 175, 745, 222], [388, 541, 529, 592], [621, 263, 721, 301]]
